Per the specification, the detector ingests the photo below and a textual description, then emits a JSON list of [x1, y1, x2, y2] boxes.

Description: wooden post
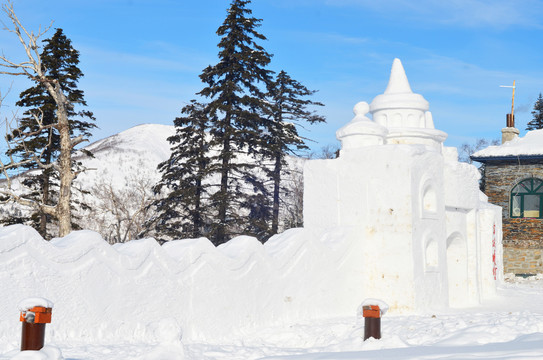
[[501, 81, 516, 128], [363, 305, 381, 340], [511, 80, 516, 118], [20, 306, 52, 351], [21, 323, 46, 351]]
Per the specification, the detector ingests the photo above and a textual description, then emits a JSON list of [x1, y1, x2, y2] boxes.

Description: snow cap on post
[[358, 298, 389, 317], [18, 298, 54, 312], [19, 297, 53, 324]]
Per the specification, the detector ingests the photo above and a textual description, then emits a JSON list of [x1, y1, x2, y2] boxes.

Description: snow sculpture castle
[[304, 59, 503, 310]]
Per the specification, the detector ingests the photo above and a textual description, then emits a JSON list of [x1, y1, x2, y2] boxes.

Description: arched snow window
[[510, 178, 543, 218], [421, 181, 437, 218]]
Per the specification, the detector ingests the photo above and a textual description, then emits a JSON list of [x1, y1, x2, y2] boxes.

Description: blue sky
[[1, 0, 543, 153]]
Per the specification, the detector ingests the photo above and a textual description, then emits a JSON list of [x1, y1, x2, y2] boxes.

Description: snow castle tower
[[304, 59, 502, 311]]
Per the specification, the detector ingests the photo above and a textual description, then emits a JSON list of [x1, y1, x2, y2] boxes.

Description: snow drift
[[0, 224, 368, 346]]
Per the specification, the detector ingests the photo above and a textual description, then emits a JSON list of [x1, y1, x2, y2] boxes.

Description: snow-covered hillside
[[74, 123, 174, 188], [72, 124, 175, 242], [0, 124, 175, 241]]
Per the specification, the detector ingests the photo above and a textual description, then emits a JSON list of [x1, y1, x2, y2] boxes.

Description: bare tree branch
[[0, 1, 83, 236]]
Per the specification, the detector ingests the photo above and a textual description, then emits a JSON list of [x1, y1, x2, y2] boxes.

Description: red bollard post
[[20, 306, 52, 351], [363, 305, 381, 340]]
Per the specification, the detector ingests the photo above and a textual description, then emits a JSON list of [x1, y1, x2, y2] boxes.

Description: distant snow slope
[[69, 124, 176, 241], [74, 123, 174, 189]]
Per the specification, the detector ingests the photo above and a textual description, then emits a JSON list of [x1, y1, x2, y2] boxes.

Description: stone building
[[472, 127, 543, 275]]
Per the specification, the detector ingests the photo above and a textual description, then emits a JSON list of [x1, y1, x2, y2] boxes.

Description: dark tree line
[[148, 0, 325, 245], [526, 93, 543, 131], [1, 1, 325, 245]]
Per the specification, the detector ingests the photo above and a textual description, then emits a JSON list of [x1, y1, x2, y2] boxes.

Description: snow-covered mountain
[[71, 124, 176, 242], [74, 123, 174, 189]]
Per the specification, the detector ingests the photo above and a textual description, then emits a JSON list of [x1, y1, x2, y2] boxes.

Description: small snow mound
[[147, 318, 183, 345], [358, 298, 390, 316], [18, 297, 54, 312], [50, 230, 106, 248], [113, 237, 162, 257], [141, 318, 184, 360], [161, 237, 217, 260], [217, 235, 263, 258], [10, 346, 63, 360], [0, 225, 44, 252]]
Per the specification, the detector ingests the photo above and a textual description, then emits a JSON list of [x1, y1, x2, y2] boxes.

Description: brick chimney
[[501, 113, 519, 144]]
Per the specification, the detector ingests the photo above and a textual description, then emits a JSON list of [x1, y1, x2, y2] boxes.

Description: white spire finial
[[384, 58, 412, 94]]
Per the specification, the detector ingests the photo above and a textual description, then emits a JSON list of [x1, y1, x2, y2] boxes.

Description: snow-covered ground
[[3, 277, 543, 359], [1, 224, 543, 360]]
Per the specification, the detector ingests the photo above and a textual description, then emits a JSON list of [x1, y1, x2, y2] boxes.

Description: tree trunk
[[0, 4, 86, 239], [194, 177, 202, 239], [38, 147, 51, 240], [271, 152, 282, 235], [217, 136, 230, 245], [54, 85, 73, 237], [39, 171, 50, 238], [216, 113, 233, 245]]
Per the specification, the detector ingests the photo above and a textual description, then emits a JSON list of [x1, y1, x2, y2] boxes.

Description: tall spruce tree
[[198, 0, 274, 245], [526, 93, 543, 131], [266, 70, 325, 235], [5, 28, 96, 238], [151, 101, 213, 241]]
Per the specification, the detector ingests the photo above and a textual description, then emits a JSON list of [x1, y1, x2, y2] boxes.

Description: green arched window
[[511, 178, 543, 218]]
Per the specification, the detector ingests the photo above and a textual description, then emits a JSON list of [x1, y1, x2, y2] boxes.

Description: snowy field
[[1, 276, 543, 359]]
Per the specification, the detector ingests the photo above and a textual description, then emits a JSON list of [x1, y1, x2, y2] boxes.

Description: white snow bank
[[472, 129, 543, 158], [0, 224, 369, 345], [0, 224, 540, 359]]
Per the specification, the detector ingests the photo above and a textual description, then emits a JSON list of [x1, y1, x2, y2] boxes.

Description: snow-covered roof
[[472, 129, 543, 161]]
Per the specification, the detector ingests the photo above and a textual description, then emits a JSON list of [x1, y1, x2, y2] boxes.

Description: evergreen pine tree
[[150, 101, 213, 241], [198, 0, 274, 245], [526, 93, 543, 131], [266, 70, 325, 235], [5, 28, 96, 238]]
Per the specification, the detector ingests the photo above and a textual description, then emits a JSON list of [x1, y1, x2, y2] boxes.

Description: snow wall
[[0, 224, 368, 345]]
